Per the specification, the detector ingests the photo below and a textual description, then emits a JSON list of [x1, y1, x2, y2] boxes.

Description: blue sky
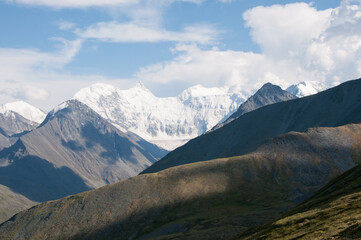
[[0, 0, 360, 110]]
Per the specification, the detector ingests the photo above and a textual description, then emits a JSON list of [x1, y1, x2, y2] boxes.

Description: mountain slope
[[227, 83, 297, 121], [212, 83, 296, 130], [0, 111, 38, 150], [73, 83, 245, 150], [286, 81, 326, 97], [0, 123, 360, 240], [0, 111, 36, 137], [242, 158, 361, 239], [0, 184, 35, 224], [0, 100, 167, 203], [143, 78, 361, 174]]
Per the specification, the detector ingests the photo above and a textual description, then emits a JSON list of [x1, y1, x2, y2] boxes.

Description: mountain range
[[0, 122, 359, 239], [73, 82, 246, 150], [143, 79, 361, 174], [0, 78, 358, 240], [0, 81, 298, 223], [0, 100, 166, 204]]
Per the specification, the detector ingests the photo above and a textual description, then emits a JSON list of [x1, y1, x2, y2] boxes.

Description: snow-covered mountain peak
[[73, 82, 245, 150], [133, 81, 149, 91], [52, 101, 70, 115], [178, 84, 226, 101], [286, 81, 327, 97], [74, 83, 117, 101], [0, 101, 46, 124]]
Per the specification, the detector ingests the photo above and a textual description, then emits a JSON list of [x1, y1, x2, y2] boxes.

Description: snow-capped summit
[[0, 101, 46, 124], [74, 82, 246, 150], [178, 84, 226, 101], [286, 81, 327, 97]]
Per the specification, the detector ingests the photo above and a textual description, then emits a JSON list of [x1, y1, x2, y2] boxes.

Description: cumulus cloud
[[0, 39, 86, 108], [136, 44, 317, 96], [3, 0, 203, 8], [243, 2, 332, 59], [76, 22, 219, 44], [137, 0, 361, 93]]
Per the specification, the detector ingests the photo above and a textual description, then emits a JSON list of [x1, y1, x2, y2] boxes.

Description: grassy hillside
[[0, 184, 36, 223], [240, 161, 361, 239], [0, 123, 360, 239]]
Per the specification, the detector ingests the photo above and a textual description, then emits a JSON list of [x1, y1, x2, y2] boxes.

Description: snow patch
[[52, 101, 69, 115], [286, 81, 327, 97]]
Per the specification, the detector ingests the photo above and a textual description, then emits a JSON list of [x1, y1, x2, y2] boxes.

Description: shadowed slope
[[0, 184, 35, 224], [227, 83, 296, 122], [0, 123, 360, 240], [241, 157, 361, 239], [211, 83, 296, 131], [143, 78, 361, 174]]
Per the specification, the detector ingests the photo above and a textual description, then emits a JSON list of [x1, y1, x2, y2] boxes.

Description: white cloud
[[76, 22, 219, 44], [243, 2, 332, 59], [2, 0, 361, 111], [137, 0, 361, 93], [3, 0, 203, 8], [0, 39, 84, 108], [136, 44, 303, 95], [57, 20, 76, 30]]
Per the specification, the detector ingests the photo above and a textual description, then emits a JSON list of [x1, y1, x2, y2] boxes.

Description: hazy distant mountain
[[0, 100, 167, 203], [286, 81, 327, 97], [212, 83, 297, 130], [73, 82, 245, 150], [143, 78, 361, 174], [0, 101, 46, 124], [1, 122, 360, 239]]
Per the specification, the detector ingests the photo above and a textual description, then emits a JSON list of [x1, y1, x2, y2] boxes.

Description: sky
[[0, 0, 360, 110]]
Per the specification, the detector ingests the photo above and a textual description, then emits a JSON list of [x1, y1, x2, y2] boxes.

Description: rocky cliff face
[[0, 123, 360, 240]]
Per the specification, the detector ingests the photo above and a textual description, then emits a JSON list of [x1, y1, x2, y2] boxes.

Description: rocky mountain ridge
[[143, 78, 361, 174]]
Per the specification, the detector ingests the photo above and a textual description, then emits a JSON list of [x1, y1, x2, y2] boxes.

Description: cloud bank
[[138, 1, 361, 93]]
